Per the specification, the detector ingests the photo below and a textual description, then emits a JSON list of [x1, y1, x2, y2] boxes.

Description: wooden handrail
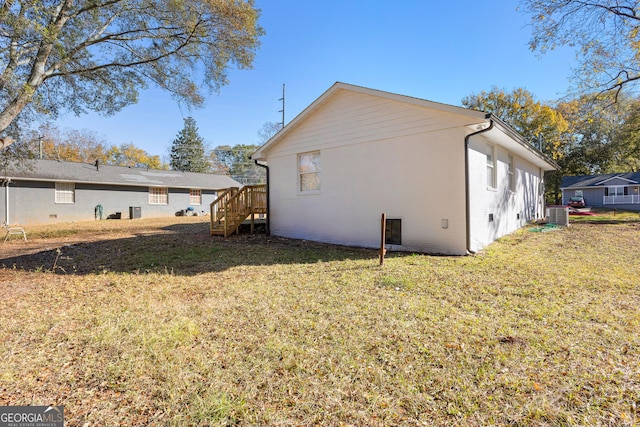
[[210, 184, 266, 237]]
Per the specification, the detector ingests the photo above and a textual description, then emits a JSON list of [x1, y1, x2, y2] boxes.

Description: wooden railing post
[[210, 185, 267, 237]]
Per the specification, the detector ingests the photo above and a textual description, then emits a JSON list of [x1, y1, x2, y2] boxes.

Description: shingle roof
[[4, 159, 241, 190], [561, 172, 640, 188]]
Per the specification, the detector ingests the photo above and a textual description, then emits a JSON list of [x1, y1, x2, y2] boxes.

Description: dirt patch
[[0, 218, 207, 270], [2, 233, 133, 259]]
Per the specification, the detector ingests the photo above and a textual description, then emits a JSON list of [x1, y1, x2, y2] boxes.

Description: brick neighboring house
[[1, 159, 241, 225]]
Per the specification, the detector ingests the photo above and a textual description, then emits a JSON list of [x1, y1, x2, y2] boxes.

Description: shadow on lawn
[[0, 222, 380, 276]]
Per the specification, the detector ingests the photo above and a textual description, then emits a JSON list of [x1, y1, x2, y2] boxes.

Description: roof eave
[[487, 115, 559, 171], [251, 81, 489, 161]]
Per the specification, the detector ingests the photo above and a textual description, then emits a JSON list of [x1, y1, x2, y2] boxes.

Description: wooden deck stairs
[[209, 184, 267, 237]]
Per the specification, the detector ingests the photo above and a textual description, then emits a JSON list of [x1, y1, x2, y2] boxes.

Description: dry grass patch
[[1, 220, 639, 425]]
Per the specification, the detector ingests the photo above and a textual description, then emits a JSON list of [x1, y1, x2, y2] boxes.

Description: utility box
[[129, 206, 141, 219]]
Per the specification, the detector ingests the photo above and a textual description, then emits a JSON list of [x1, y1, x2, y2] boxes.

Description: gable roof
[[3, 159, 241, 190], [561, 172, 640, 189], [251, 82, 558, 171]]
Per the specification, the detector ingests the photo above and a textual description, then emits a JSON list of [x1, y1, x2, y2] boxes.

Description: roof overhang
[[251, 82, 489, 161], [252, 83, 559, 172], [2, 175, 233, 190], [468, 115, 559, 171]]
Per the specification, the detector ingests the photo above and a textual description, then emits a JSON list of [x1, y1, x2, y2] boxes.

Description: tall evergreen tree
[[170, 117, 208, 173]]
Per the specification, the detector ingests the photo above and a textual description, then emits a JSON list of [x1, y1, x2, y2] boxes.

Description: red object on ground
[[568, 209, 597, 216]]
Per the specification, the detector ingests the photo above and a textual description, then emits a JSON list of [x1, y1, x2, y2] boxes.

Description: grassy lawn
[[1, 218, 639, 426], [570, 207, 640, 224]]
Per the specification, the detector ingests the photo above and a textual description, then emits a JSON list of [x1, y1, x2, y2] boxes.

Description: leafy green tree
[[462, 87, 569, 159], [462, 87, 571, 204], [215, 144, 264, 184], [521, 0, 640, 98], [0, 0, 263, 138], [33, 126, 109, 163], [170, 117, 208, 172], [555, 94, 631, 175], [205, 149, 230, 176], [614, 99, 640, 171], [107, 143, 166, 169]]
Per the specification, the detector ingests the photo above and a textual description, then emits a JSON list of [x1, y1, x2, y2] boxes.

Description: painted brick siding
[[266, 90, 473, 255], [467, 134, 543, 252]]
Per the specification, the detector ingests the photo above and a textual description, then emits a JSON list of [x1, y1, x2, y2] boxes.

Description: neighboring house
[[251, 82, 558, 255], [561, 173, 640, 210], [1, 159, 241, 225]]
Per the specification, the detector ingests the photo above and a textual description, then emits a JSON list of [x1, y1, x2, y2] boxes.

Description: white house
[[251, 83, 558, 255]]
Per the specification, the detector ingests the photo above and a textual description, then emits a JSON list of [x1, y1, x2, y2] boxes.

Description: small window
[[507, 155, 515, 191], [149, 187, 168, 205], [575, 190, 583, 197], [486, 145, 496, 188], [385, 219, 402, 245], [190, 189, 202, 205], [299, 151, 320, 192], [55, 182, 75, 204]]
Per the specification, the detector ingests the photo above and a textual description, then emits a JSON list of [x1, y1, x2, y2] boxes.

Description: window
[[486, 145, 496, 188], [55, 182, 75, 204], [385, 219, 402, 245], [507, 155, 515, 191], [149, 187, 168, 205], [190, 189, 202, 205], [575, 190, 583, 197], [299, 151, 320, 192], [606, 186, 626, 197]]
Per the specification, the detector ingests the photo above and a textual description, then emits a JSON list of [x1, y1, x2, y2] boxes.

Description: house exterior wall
[[562, 187, 604, 207], [467, 134, 544, 253], [562, 186, 640, 210], [3, 180, 217, 225], [265, 89, 473, 255]]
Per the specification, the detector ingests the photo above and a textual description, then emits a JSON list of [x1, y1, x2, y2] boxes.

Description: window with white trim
[[190, 189, 202, 205], [606, 186, 626, 197], [299, 151, 320, 192], [55, 182, 75, 204], [486, 145, 496, 188], [149, 187, 168, 205], [507, 155, 515, 192]]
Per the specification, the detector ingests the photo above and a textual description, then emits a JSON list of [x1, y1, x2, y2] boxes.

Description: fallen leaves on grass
[[0, 220, 639, 425]]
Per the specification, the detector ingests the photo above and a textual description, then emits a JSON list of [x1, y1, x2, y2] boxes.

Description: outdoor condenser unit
[[547, 206, 569, 226]]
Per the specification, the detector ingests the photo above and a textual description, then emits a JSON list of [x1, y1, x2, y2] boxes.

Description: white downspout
[[3, 180, 9, 226], [539, 167, 544, 219]]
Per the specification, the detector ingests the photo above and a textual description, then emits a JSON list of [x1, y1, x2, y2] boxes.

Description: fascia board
[[251, 82, 489, 161]]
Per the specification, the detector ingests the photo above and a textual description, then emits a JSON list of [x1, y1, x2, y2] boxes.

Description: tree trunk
[[0, 91, 33, 134]]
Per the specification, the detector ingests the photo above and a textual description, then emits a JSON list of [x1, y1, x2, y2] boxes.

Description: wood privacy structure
[[209, 184, 267, 237]]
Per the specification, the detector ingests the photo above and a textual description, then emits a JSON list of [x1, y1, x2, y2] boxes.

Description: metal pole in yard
[[380, 213, 387, 266]]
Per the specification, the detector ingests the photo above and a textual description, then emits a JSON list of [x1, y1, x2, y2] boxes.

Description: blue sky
[[54, 0, 577, 158]]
